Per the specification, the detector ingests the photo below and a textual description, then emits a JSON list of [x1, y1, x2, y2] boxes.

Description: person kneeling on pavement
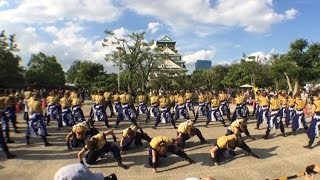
[[77, 130, 128, 169], [177, 120, 207, 150], [226, 118, 255, 140], [54, 163, 117, 180], [149, 136, 195, 173], [66, 120, 99, 150], [120, 125, 151, 151], [210, 134, 258, 166]]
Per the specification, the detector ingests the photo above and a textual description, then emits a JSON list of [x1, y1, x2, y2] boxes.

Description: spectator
[[305, 164, 320, 180], [54, 163, 117, 180]]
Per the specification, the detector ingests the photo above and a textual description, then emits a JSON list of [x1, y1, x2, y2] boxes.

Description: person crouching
[[77, 130, 128, 169], [177, 120, 207, 150], [120, 125, 151, 151], [149, 136, 195, 173], [210, 134, 258, 166]]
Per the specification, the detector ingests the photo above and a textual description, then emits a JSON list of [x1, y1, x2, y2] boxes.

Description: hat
[[54, 163, 104, 180], [237, 118, 244, 124], [129, 125, 138, 132], [186, 120, 194, 126]]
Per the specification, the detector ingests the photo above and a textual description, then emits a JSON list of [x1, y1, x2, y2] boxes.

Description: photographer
[[305, 164, 320, 180], [54, 163, 117, 180]]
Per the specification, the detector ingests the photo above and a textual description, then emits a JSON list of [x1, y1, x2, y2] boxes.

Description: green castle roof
[[159, 35, 174, 42]]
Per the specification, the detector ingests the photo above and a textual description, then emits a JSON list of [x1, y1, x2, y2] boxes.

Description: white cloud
[[113, 27, 129, 39], [0, 0, 122, 24], [0, 0, 9, 7], [4, 21, 115, 72], [246, 48, 277, 62], [182, 49, 215, 64], [147, 22, 160, 33], [122, 0, 297, 34], [0, 0, 123, 73]]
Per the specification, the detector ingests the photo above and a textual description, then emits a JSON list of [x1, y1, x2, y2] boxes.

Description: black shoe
[[114, 125, 118, 129], [44, 142, 52, 146], [201, 140, 208, 144], [14, 130, 21, 133], [282, 133, 287, 137], [106, 125, 112, 128], [45, 133, 52, 136], [152, 126, 156, 130], [106, 173, 117, 180], [6, 139, 15, 143], [118, 163, 129, 170], [7, 153, 16, 159], [303, 145, 312, 149], [188, 159, 196, 164]]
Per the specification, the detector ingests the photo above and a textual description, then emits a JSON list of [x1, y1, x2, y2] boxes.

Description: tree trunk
[[141, 78, 145, 91], [128, 70, 133, 90], [251, 73, 256, 87], [283, 72, 292, 92], [275, 79, 279, 91], [293, 80, 299, 96]]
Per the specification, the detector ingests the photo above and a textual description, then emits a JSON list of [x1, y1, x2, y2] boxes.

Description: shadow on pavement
[[249, 146, 279, 159], [12, 149, 75, 160]]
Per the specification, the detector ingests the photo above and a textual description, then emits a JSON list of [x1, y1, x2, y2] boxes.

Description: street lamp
[[116, 47, 123, 91]]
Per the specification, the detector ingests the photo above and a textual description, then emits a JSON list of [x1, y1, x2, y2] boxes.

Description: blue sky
[[0, 0, 319, 73]]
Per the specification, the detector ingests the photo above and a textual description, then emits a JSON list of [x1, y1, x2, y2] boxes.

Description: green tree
[[149, 74, 173, 90], [25, 52, 65, 87], [137, 42, 162, 91], [91, 73, 117, 91], [274, 39, 320, 94], [190, 70, 206, 89], [66, 60, 104, 88], [222, 63, 251, 88], [104, 30, 149, 90], [0, 31, 24, 88], [210, 65, 229, 89]]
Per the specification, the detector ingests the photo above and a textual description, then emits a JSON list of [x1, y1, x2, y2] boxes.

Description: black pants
[[214, 141, 252, 163], [178, 128, 206, 149], [0, 124, 10, 157], [85, 142, 121, 165], [148, 145, 191, 168], [105, 101, 114, 116], [122, 132, 152, 150]]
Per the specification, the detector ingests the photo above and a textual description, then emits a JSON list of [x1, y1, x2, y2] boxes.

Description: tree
[[137, 41, 162, 91], [149, 74, 173, 90], [91, 73, 117, 91], [271, 39, 320, 94], [104, 30, 149, 90], [190, 70, 206, 89], [25, 52, 65, 87], [0, 31, 24, 88], [209, 65, 229, 89], [66, 60, 104, 88], [222, 63, 251, 88]]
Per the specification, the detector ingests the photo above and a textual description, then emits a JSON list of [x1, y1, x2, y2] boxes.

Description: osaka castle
[[150, 35, 187, 78]]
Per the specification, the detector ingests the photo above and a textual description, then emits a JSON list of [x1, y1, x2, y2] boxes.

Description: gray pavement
[[0, 104, 317, 180]]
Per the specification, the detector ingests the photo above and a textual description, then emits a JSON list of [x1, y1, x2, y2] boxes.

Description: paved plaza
[[0, 104, 317, 180]]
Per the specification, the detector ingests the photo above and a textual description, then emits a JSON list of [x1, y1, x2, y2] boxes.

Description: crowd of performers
[[1, 87, 320, 173]]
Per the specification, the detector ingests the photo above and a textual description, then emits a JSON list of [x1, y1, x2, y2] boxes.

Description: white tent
[[240, 84, 253, 88]]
